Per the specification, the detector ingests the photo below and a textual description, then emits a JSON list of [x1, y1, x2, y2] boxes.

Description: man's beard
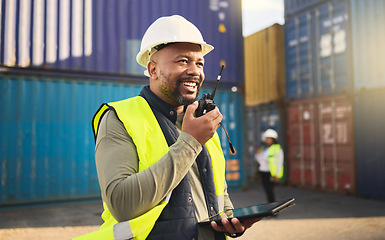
[[160, 76, 202, 106]]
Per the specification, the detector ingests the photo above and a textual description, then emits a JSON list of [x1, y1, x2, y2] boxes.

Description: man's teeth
[[183, 82, 197, 87]]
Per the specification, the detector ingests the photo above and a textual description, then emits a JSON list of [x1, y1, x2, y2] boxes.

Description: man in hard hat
[[83, 15, 258, 240], [255, 129, 284, 203]]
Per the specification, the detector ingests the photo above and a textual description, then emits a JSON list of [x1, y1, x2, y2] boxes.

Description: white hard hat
[[262, 129, 278, 141], [136, 15, 214, 75]]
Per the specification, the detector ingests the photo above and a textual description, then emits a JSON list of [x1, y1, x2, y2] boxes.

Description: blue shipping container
[[284, 0, 351, 100], [284, 0, 327, 16], [354, 88, 385, 200], [244, 103, 286, 181], [0, 0, 243, 87], [0, 72, 245, 205]]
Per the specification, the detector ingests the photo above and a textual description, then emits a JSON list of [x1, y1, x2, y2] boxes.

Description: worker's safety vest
[[73, 96, 226, 240], [267, 144, 283, 178]]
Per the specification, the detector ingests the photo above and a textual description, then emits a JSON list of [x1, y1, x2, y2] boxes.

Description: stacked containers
[[284, 0, 356, 194], [0, 0, 245, 205], [0, 0, 243, 87], [350, 0, 385, 200], [285, 0, 385, 199], [244, 24, 286, 181]]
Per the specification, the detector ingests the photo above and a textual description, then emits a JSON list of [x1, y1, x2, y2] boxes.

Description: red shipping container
[[285, 95, 356, 195]]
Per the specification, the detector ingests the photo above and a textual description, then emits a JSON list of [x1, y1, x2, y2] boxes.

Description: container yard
[[1, 0, 385, 239], [244, 0, 385, 200], [0, 0, 246, 206], [1, 0, 385, 210]]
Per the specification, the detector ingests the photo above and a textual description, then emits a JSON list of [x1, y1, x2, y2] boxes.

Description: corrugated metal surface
[[0, 73, 245, 205], [244, 24, 285, 107], [354, 88, 385, 200], [284, 0, 351, 100], [350, 0, 385, 90], [286, 98, 319, 188], [244, 103, 286, 181], [201, 87, 246, 190], [286, 94, 356, 194], [284, 0, 327, 16], [0, 73, 146, 205], [0, 0, 244, 87]]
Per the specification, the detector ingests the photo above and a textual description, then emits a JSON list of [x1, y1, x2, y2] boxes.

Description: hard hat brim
[[136, 41, 214, 68]]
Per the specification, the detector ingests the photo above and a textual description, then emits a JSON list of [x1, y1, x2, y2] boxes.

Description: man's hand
[[210, 217, 262, 236], [272, 177, 280, 183], [182, 101, 223, 145]]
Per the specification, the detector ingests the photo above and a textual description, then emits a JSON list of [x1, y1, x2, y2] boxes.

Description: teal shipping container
[[208, 87, 246, 190], [0, 72, 245, 205]]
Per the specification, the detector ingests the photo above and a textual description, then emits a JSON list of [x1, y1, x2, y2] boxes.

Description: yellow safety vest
[[74, 96, 226, 240], [268, 144, 283, 179]]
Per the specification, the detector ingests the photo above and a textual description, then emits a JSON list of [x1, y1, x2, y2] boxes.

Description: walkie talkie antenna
[[211, 65, 224, 100]]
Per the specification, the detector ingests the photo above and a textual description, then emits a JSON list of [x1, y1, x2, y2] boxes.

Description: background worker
[[255, 129, 284, 203], [88, 15, 259, 240]]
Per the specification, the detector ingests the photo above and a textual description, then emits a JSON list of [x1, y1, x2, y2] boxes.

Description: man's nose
[[186, 63, 202, 76]]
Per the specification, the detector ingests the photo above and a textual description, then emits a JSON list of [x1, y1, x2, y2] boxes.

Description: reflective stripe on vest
[[74, 96, 226, 240], [268, 144, 283, 178]]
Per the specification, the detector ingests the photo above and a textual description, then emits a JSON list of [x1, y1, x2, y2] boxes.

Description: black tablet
[[198, 198, 295, 227]]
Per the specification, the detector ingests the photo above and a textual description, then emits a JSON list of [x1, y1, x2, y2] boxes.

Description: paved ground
[[1, 182, 385, 239]]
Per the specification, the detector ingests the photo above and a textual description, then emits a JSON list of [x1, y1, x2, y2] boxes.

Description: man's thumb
[[185, 101, 198, 118]]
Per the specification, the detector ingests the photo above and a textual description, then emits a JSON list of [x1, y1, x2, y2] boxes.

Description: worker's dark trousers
[[259, 171, 275, 203]]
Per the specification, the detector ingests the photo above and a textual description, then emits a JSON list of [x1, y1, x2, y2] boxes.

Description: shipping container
[[244, 24, 286, 107], [286, 94, 356, 195], [284, 0, 327, 16], [0, 72, 245, 205], [0, 0, 244, 87], [244, 103, 286, 181], [354, 88, 385, 200], [284, 0, 352, 100], [204, 86, 246, 190], [350, 0, 385, 90]]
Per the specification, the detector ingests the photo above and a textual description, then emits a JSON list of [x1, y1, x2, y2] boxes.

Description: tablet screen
[[198, 198, 295, 226], [232, 199, 293, 218]]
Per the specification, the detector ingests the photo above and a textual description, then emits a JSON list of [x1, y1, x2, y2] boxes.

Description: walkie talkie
[[195, 65, 224, 117], [194, 65, 237, 155]]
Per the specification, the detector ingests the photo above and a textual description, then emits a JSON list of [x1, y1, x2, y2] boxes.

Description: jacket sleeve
[[223, 181, 234, 217], [95, 110, 202, 222]]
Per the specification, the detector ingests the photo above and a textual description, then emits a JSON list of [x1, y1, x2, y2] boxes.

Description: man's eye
[[178, 59, 188, 63]]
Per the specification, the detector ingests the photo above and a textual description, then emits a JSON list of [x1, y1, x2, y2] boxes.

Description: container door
[[318, 96, 356, 194], [286, 101, 320, 188]]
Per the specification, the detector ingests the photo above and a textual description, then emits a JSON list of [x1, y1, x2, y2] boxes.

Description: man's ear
[[147, 61, 158, 79]]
